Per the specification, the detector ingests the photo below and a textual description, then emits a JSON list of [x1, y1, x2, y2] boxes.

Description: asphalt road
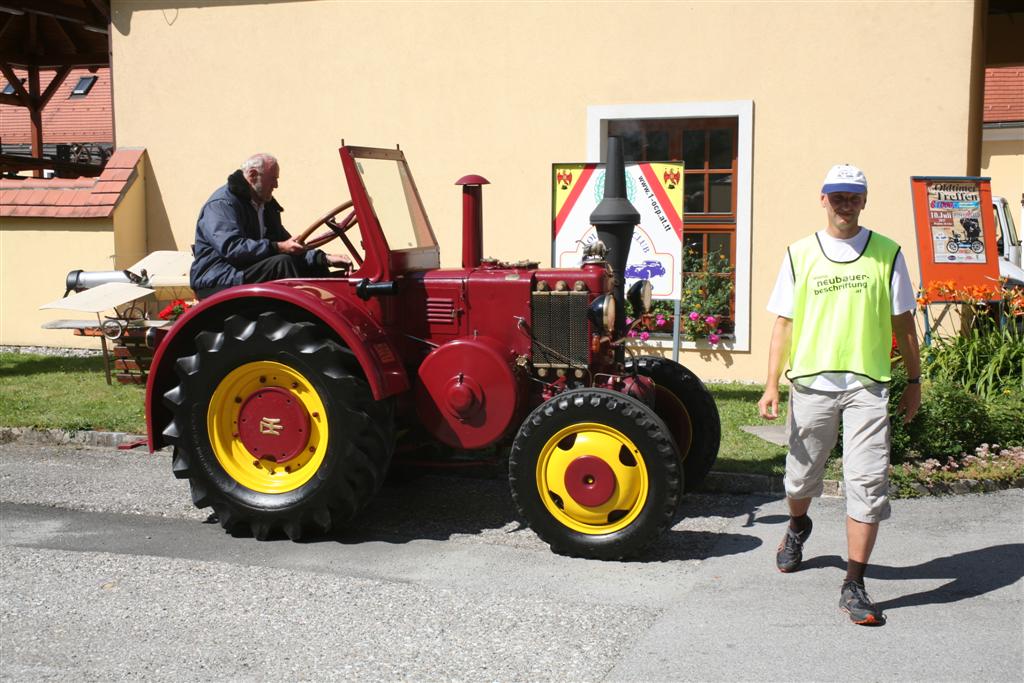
[[1, 441, 1022, 682]]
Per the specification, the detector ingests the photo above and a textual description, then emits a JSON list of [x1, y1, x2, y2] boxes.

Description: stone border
[[899, 477, 1024, 497], [700, 471, 843, 497], [0, 427, 154, 450]]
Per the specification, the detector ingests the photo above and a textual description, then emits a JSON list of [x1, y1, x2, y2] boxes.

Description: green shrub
[[905, 380, 990, 460], [887, 364, 913, 463], [984, 389, 1024, 446], [923, 303, 1023, 400]]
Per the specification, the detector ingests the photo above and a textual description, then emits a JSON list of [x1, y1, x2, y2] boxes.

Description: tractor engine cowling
[[414, 336, 520, 449]]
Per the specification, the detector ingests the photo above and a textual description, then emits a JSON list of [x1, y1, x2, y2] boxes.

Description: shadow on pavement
[[873, 544, 1024, 610], [293, 473, 768, 563], [796, 544, 1024, 611]]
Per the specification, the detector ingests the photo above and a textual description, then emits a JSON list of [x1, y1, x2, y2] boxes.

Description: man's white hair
[[241, 153, 277, 175]]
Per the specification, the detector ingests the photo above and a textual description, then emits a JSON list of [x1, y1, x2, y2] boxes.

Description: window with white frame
[[588, 101, 753, 351]]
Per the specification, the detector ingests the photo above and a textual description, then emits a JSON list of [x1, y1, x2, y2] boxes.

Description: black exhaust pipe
[[589, 136, 640, 361]]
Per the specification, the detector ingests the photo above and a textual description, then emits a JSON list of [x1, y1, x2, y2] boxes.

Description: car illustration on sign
[[625, 259, 667, 279]]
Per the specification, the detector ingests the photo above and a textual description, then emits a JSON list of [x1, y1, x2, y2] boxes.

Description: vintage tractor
[[144, 139, 720, 559]]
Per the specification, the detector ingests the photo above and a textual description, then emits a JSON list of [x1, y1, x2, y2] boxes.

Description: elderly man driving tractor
[[189, 153, 351, 299]]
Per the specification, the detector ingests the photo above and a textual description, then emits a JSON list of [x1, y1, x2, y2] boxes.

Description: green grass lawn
[[0, 352, 146, 433], [0, 352, 788, 475], [707, 382, 789, 476]]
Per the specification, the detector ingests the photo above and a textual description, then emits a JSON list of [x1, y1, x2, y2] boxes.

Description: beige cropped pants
[[784, 383, 892, 523]]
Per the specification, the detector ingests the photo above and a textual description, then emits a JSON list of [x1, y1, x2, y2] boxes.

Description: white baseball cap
[[822, 164, 868, 194]]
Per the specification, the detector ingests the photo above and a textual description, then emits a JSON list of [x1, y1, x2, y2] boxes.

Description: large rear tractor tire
[[509, 389, 682, 559], [162, 311, 394, 540], [625, 356, 720, 492]]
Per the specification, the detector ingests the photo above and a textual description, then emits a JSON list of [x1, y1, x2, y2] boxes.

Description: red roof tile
[[0, 147, 147, 219], [0, 68, 112, 145], [984, 66, 1024, 124], [101, 168, 132, 182], [105, 149, 144, 169]]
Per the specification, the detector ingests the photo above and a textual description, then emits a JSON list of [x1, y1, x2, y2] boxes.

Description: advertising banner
[[910, 176, 999, 298], [552, 162, 684, 299]]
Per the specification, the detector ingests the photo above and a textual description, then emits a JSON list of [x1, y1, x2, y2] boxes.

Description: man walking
[[757, 164, 921, 625]]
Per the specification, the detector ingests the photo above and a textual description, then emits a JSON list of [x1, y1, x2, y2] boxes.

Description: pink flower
[[708, 333, 721, 344], [705, 315, 717, 326], [639, 331, 650, 341], [625, 317, 634, 325], [688, 311, 700, 321], [627, 329, 638, 338], [655, 316, 667, 327]]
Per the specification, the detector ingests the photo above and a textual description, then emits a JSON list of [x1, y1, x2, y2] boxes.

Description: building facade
[[5, 0, 1021, 382]]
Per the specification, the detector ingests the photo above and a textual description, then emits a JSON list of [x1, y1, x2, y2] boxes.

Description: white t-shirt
[[767, 228, 916, 391]]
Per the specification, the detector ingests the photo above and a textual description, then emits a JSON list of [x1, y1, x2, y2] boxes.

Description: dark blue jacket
[[189, 170, 324, 290]]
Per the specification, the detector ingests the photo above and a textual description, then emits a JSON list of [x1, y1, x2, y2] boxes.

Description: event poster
[[926, 181, 987, 264], [910, 176, 999, 297], [552, 162, 684, 299]]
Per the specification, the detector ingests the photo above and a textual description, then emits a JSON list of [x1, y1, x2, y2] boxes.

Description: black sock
[[846, 560, 867, 584], [789, 514, 810, 533]]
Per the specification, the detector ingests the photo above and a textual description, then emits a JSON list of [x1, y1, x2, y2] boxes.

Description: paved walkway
[[1, 442, 1021, 681]]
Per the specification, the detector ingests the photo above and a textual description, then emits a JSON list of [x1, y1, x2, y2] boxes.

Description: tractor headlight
[[589, 293, 616, 333], [627, 280, 653, 314]]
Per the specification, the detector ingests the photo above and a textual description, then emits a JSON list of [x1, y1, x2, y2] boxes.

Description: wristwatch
[[907, 377, 921, 384]]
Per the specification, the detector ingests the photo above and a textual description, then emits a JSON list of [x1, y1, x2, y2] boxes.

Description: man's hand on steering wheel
[[325, 253, 352, 269], [275, 237, 307, 255]]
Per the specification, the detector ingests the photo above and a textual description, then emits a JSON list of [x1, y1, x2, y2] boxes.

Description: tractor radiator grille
[[530, 291, 589, 368]]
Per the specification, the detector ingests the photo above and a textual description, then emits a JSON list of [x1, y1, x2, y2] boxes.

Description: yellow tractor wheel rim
[[536, 422, 649, 535], [207, 361, 327, 494]]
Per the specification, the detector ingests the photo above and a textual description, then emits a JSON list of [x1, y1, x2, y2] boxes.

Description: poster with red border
[[552, 162, 684, 299], [910, 176, 999, 299]]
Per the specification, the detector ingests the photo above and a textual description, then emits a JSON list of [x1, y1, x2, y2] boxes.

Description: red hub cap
[[563, 455, 617, 507], [237, 387, 311, 463]]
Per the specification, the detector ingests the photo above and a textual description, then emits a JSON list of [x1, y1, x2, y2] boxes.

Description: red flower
[[158, 299, 191, 321]]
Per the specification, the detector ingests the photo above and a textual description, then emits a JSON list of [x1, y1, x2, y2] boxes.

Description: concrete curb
[[701, 471, 844, 498], [0, 427, 153, 450]]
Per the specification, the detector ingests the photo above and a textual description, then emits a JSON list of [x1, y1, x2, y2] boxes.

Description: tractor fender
[[145, 282, 409, 452]]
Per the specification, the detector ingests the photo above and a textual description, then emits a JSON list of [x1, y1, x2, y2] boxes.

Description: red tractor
[[144, 140, 720, 559]]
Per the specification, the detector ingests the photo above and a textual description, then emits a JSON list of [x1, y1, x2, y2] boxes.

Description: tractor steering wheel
[[295, 201, 364, 266]]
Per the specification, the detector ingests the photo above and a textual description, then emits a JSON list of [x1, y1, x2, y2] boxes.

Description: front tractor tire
[[509, 389, 682, 560], [163, 311, 394, 540], [626, 356, 721, 492]]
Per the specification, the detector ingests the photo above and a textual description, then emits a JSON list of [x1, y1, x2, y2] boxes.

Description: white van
[[994, 195, 1023, 286]]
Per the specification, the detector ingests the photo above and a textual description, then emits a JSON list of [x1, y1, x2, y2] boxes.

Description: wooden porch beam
[[0, 1, 108, 33], [0, 51, 109, 68], [86, 0, 110, 22], [0, 14, 15, 41], [39, 64, 70, 107], [52, 14, 88, 54], [27, 64, 42, 175], [0, 61, 29, 102]]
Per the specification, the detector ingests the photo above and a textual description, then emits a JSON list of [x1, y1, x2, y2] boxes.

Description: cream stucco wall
[[112, 162, 149, 269], [0, 168, 147, 348], [0, 218, 117, 349], [109, 0, 982, 381], [981, 134, 1024, 210]]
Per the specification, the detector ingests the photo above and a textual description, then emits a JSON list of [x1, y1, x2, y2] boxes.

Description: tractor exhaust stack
[[589, 137, 640, 354], [456, 175, 490, 269]]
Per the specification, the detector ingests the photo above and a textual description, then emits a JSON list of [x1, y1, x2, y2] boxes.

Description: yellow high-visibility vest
[[786, 230, 901, 384]]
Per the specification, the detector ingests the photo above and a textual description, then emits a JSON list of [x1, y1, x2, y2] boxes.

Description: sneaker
[[775, 517, 812, 572], [840, 580, 884, 625]]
